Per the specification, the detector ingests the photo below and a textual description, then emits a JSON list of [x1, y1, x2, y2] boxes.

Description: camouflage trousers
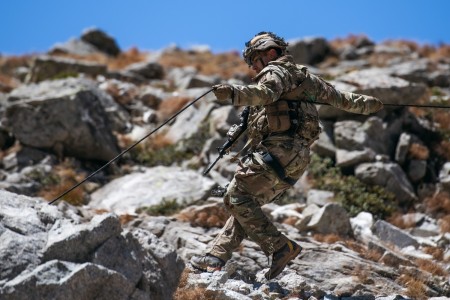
[[208, 137, 310, 261]]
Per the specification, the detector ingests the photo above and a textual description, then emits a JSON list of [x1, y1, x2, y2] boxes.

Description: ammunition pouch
[[265, 99, 321, 144], [266, 100, 299, 134]]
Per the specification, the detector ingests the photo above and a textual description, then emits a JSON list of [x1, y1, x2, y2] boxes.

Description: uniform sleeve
[[299, 71, 384, 115], [230, 66, 290, 106]]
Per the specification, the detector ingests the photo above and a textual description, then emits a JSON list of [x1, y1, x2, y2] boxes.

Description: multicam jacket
[[229, 55, 383, 149]]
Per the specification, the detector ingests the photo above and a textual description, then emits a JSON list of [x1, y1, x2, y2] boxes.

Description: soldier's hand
[[369, 97, 384, 113], [213, 84, 233, 101]]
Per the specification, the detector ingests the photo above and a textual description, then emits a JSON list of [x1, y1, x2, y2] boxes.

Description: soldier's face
[[250, 49, 277, 73], [250, 54, 264, 73]]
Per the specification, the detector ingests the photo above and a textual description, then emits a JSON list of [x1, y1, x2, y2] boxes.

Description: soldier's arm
[[230, 66, 290, 106], [300, 70, 384, 115]]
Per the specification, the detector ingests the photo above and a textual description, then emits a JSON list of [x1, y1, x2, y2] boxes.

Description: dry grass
[[419, 44, 450, 62], [173, 269, 209, 300], [99, 80, 139, 106], [415, 258, 448, 277], [0, 73, 19, 92], [312, 233, 343, 244], [397, 274, 428, 300], [176, 203, 229, 228], [387, 212, 417, 230], [408, 143, 430, 160], [282, 216, 300, 226], [439, 215, 450, 233], [423, 191, 450, 219], [313, 233, 370, 261], [435, 139, 450, 161], [141, 133, 174, 151], [37, 160, 87, 206], [351, 265, 372, 284], [157, 96, 192, 120], [0, 55, 32, 75], [119, 214, 136, 225], [363, 249, 383, 263], [423, 246, 445, 261], [329, 34, 373, 49]]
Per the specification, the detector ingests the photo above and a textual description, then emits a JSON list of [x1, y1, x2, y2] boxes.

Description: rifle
[[203, 106, 250, 176]]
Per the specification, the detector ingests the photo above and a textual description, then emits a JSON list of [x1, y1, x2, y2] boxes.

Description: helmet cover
[[243, 32, 288, 65]]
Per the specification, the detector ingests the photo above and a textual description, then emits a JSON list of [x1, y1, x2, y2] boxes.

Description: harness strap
[[261, 152, 297, 186]]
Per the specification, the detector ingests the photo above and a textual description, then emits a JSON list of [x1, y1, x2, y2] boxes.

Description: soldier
[[191, 32, 384, 280]]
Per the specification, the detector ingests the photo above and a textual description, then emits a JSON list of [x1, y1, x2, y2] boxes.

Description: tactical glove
[[213, 84, 234, 101], [368, 96, 384, 113]]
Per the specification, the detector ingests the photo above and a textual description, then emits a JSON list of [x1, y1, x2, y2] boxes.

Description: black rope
[[383, 103, 450, 109], [48, 88, 214, 205], [314, 101, 450, 109]]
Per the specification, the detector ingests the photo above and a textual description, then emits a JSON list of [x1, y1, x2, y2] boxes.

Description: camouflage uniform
[[207, 54, 383, 261]]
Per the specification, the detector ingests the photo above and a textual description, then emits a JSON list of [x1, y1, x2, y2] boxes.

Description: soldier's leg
[[208, 215, 246, 261], [224, 156, 292, 255]]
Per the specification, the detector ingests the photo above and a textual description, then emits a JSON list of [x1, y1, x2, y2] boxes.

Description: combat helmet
[[243, 32, 288, 66]]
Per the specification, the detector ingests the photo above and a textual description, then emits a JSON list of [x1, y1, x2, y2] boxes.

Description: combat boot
[[190, 254, 225, 272], [265, 239, 302, 280]]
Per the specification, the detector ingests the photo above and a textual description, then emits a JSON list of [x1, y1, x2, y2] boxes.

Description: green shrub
[[133, 142, 194, 167], [136, 198, 183, 216], [307, 154, 397, 219]]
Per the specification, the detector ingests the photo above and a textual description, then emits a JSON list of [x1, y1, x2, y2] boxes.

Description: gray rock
[[1, 260, 136, 300], [306, 189, 335, 207], [338, 68, 428, 106], [334, 117, 387, 155], [6, 78, 124, 161], [43, 213, 122, 262], [81, 28, 121, 56], [49, 38, 100, 56], [355, 162, 417, 204], [306, 203, 353, 236], [395, 132, 412, 164], [25, 55, 107, 83], [386, 58, 431, 84], [439, 162, 450, 191], [372, 220, 419, 249], [163, 91, 216, 145], [180, 74, 221, 89], [336, 148, 376, 168], [138, 86, 166, 108], [407, 159, 427, 183], [125, 61, 164, 80], [350, 212, 375, 244], [0, 190, 62, 281], [0, 190, 184, 300], [287, 37, 331, 65], [311, 121, 336, 158], [89, 166, 216, 214]]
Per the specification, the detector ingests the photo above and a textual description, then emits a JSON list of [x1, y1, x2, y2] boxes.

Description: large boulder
[[287, 37, 331, 65], [355, 162, 417, 204], [89, 166, 217, 214], [81, 28, 121, 56], [25, 55, 107, 83], [319, 68, 428, 120], [6, 78, 126, 161], [0, 190, 184, 300]]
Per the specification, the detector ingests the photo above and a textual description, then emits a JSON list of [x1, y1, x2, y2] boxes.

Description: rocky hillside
[[0, 28, 449, 300]]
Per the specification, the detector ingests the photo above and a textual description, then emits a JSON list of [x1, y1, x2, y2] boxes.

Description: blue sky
[[1, 0, 449, 55]]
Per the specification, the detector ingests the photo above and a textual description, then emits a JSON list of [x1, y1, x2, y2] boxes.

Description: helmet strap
[[258, 57, 266, 68]]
